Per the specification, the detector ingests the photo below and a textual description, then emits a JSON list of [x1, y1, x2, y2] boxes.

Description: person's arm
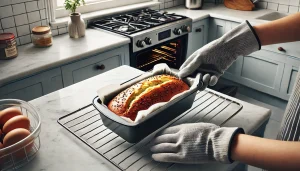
[[254, 12, 300, 45], [231, 134, 300, 170]]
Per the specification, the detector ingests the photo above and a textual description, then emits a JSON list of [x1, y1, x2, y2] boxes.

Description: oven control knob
[[144, 37, 152, 45], [181, 25, 191, 32], [173, 28, 182, 35], [136, 40, 146, 48]]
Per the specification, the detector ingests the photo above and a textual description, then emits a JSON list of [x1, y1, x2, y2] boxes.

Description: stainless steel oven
[[90, 9, 192, 71]]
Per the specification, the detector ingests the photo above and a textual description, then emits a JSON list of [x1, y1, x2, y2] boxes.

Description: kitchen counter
[[0, 29, 130, 86], [167, 3, 274, 24], [17, 65, 271, 171]]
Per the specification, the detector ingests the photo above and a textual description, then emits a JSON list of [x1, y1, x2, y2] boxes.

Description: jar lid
[[0, 33, 15, 43], [32, 26, 51, 35]]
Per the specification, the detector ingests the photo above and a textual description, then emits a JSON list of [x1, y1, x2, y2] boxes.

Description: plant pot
[[68, 13, 85, 38]]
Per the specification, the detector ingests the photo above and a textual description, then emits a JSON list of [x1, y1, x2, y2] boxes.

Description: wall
[[0, 0, 48, 46], [256, 0, 300, 13], [204, 0, 300, 13]]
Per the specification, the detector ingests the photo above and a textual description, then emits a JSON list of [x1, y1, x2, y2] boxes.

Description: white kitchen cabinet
[[223, 50, 285, 99], [280, 57, 300, 99], [0, 68, 63, 101], [187, 18, 209, 57], [61, 45, 128, 87], [209, 18, 300, 100]]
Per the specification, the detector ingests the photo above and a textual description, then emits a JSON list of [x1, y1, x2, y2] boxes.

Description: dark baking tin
[[93, 73, 201, 143]]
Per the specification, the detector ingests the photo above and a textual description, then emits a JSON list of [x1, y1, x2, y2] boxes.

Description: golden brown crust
[[108, 75, 189, 121]]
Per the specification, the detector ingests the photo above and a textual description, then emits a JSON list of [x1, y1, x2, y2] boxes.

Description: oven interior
[[135, 37, 187, 71]]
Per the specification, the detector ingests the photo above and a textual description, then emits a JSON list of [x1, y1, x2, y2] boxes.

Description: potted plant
[[65, 0, 86, 38]]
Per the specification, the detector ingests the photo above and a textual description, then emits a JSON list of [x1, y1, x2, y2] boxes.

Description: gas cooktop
[[90, 9, 188, 35]]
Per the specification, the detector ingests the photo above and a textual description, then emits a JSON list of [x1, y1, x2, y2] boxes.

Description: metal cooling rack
[[58, 90, 243, 171]]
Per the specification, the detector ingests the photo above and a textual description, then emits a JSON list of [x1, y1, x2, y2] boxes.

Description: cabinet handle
[[195, 28, 202, 32], [278, 47, 286, 52], [95, 64, 105, 70]]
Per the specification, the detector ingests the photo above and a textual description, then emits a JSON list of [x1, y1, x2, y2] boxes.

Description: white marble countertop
[[0, 29, 130, 86], [16, 65, 271, 171], [167, 3, 274, 24]]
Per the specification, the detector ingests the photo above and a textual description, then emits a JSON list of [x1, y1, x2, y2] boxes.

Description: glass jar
[[0, 33, 18, 60], [32, 26, 53, 47]]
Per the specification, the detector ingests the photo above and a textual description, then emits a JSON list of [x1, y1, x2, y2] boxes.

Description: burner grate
[[58, 90, 243, 171], [90, 9, 187, 35]]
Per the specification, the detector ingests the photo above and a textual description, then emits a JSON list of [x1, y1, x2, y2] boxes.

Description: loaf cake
[[108, 75, 189, 121]]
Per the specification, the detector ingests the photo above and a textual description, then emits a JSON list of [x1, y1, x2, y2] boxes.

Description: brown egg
[[2, 115, 30, 134], [0, 108, 22, 127], [3, 128, 32, 159]]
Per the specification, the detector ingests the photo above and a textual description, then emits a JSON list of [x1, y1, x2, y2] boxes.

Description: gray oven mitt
[[179, 21, 261, 88], [150, 123, 244, 164]]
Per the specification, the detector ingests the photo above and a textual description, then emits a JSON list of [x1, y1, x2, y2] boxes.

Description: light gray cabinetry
[[0, 68, 63, 101], [209, 18, 300, 100], [61, 46, 128, 87], [187, 19, 209, 57], [280, 57, 300, 99], [223, 50, 286, 99]]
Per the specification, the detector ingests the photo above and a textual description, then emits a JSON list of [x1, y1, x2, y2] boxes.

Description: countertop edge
[[0, 39, 130, 86]]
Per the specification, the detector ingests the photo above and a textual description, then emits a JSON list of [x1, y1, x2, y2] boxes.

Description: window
[[52, 0, 152, 19]]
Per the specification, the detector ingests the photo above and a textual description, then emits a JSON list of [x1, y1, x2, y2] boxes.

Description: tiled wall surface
[[256, 0, 300, 13], [0, 0, 48, 46], [156, 0, 185, 10]]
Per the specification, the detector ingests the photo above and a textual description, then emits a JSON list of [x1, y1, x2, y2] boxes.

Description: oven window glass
[[136, 40, 182, 71]]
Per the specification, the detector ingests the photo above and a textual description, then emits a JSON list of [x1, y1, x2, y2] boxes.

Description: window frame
[[52, 0, 152, 19]]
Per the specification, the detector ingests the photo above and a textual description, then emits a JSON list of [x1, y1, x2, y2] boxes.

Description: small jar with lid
[[32, 26, 53, 47], [0, 33, 18, 60]]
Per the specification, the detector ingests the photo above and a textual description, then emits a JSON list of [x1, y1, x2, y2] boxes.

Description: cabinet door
[[187, 19, 209, 57], [208, 18, 226, 42], [0, 68, 63, 101], [61, 46, 125, 87], [222, 50, 285, 99], [280, 57, 300, 99]]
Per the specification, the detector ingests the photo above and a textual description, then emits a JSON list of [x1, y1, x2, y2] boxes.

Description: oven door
[[131, 35, 188, 71]]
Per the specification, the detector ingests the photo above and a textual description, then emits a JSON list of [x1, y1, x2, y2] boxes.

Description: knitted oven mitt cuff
[[209, 127, 245, 164]]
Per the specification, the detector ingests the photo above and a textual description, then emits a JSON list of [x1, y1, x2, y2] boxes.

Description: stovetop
[[90, 9, 187, 35]]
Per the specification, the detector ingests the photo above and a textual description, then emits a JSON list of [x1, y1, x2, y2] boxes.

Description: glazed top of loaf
[[108, 74, 189, 121]]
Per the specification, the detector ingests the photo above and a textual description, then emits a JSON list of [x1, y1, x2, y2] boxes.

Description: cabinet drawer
[[61, 48, 124, 86], [0, 68, 63, 101], [262, 41, 300, 59], [72, 55, 121, 84]]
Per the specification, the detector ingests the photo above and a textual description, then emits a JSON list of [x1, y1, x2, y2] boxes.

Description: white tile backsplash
[[12, 3, 26, 15], [0, 5, 14, 18], [27, 11, 40, 23], [289, 6, 299, 13], [19, 34, 32, 44], [17, 24, 30, 36], [14, 14, 29, 26], [58, 27, 67, 34], [278, 4, 289, 13], [267, 2, 279, 10], [0, 0, 51, 46], [1, 17, 15, 29], [254, 0, 300, 12], [25, 1, 39, 12], [289, 0, 300, 6]]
